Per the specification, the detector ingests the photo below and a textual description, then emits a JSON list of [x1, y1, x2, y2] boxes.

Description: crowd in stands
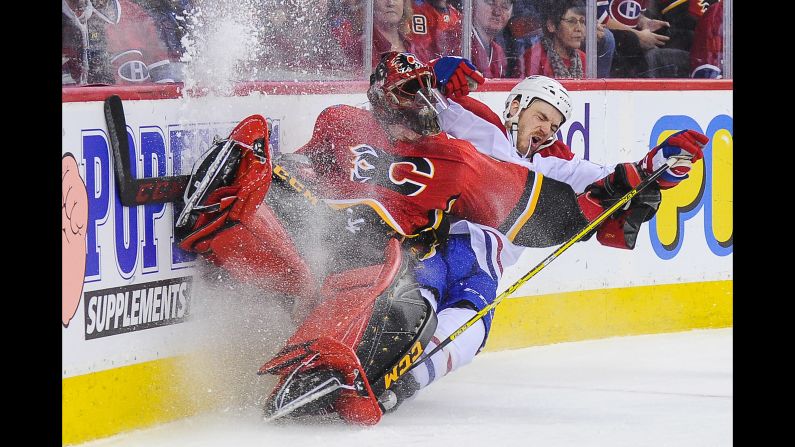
[[62, 0, 727, 86]]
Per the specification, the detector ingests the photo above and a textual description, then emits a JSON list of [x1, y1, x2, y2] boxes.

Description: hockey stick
[[393, 158, 687, 385], [105, 95, 320, 210], [104, 95, 190, 205]]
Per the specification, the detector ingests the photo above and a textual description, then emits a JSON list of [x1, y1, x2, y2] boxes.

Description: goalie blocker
[[174, 114, 316, 299]]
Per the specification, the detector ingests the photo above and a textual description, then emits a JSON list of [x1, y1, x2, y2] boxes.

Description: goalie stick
[[105, 95, 319, 210], [104, 95, 190, 205]]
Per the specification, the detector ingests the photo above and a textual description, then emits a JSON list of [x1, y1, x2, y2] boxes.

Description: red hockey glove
[[639, 129, 709, 189], [594, 193, 660, 250], [430, 56, 485, 98], [577, 163, 662, 250], [578, 162, 646, 221]]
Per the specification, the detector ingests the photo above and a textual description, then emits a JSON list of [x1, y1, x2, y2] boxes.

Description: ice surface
[[75, 328, 732, 447]]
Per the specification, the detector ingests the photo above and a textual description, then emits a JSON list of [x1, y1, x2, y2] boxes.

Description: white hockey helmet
[[502, 76, 572, 151]]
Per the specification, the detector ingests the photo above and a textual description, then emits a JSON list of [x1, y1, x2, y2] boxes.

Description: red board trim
[[62, 79, 732, 103]]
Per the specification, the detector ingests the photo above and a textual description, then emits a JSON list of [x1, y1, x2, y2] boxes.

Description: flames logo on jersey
[[350, 144, 378, 182], [348, 144, 435, 196]]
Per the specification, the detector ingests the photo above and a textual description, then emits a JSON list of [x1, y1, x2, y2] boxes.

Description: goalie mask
[[367, 52, 448, 136]]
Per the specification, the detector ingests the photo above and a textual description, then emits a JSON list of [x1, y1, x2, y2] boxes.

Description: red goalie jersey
[[295, 105, 591, 248]]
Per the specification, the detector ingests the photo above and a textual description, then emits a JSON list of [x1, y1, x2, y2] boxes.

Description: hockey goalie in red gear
[[295, 52, 608, 250], [171, 112, 444, 426]]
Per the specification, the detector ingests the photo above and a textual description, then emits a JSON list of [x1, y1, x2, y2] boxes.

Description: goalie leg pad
[[203, 204, 316, 299]]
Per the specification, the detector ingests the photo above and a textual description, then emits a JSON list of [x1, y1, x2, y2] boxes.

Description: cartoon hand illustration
[[63, 154, 88, 327]]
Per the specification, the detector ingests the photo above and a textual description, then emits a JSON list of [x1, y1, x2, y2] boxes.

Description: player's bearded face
[[515, 100, 564, 156]]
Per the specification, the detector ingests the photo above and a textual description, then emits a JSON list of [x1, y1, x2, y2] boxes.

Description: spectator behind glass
[[63, 0, 115, 85], [689, 0, 723, 78], [638, 0, 702, 77], [522, 0, 586, 78], [470, 0, 515, 78], [132, 0, 192, 79], [600, 0, 684, 77], [505, 0, 614, 78], [63, 0, 181, 85], [332, 0, 428, 69], [410, 0, 463, 60], [259, 0, 353, 79], [653, 0, 718, 52], [502, 0, 543, 77]]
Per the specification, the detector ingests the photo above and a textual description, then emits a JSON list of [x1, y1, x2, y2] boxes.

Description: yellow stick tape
[[62, 356, 216, 445], [486, 280, 732, 351]]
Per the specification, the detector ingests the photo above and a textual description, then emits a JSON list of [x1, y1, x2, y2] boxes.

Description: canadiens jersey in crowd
[[599, 0, 712, 27], [105, 0, 177, 84], [295, 105, 590, 248], [600, 0, 648, 28], [62, 0, 178, 85]]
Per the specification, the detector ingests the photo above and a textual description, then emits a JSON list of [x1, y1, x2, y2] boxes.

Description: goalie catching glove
[[174, 114, 316, 299]]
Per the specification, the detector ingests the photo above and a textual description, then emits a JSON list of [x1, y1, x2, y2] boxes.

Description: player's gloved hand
[[638, 129, 709, 189], [430, 56, 485, 98], [578, 163, 661, 250], [578, 162, 647, 221], [377, 373, 420, 414]]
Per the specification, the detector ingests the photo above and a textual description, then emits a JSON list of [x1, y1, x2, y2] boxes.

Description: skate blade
[[264, 376, 355, 423]]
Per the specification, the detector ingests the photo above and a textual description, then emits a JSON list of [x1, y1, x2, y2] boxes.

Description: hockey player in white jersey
[[430, 58, 709, 249], [376, 61, 711, 414]]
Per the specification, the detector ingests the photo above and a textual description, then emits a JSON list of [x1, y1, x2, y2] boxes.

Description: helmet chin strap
[[508, 123, 522, 156], [505, 95, 566, 159]]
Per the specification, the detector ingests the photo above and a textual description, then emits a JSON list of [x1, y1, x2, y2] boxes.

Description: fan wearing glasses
[[470, 0, 515, 78], [522, 0, 587, 79]]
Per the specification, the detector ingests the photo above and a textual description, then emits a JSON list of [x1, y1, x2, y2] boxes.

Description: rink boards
[[61, 80, 732, 444]]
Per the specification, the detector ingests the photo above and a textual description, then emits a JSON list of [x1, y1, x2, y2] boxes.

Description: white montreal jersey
[[437, 98, 614, 193]]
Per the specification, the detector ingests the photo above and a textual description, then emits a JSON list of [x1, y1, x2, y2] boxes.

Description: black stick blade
[[104, 94, 189, 206]]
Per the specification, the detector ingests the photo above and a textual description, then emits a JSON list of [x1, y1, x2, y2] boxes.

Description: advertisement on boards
[[62, 88, 732, 376]]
